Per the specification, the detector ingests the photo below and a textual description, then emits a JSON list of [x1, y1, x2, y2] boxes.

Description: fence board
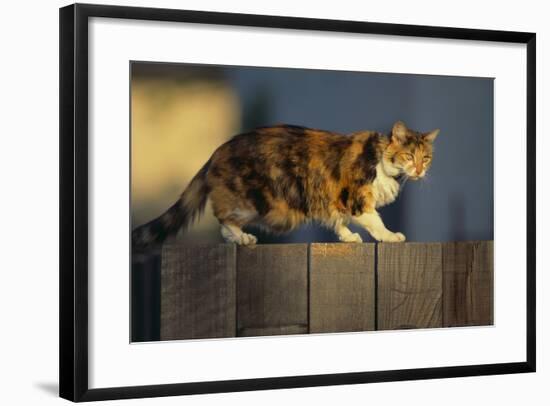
[[131, 249, 161, 342], [154, 240, 493, 341], [237, 244, 308, 336], [443, 241, 494, 327], [378, 243, 443, 330], [160, 243, 236, 340], [309, 243, 375, 333]]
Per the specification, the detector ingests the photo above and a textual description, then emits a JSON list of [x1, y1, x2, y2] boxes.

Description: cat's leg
[[210, 188, 259, 245], [217, 209, 258, 245], [329, 214, 362, 243], [220, 222, 258, 245], [352, 211, 406, 242], [334, 223, 363, 243]]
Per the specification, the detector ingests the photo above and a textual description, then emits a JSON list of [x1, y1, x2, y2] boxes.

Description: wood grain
[[443, 241, 494, 327], [309, 243, 375, 333], [237, 244, 308, 336], [160, 243, 236, 340], [378, 243, 443, 330]]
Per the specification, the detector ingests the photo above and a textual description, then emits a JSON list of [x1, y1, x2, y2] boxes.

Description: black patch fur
[[247, 188, 270, 216], [339, 187, 350, 207], [327, 138, 352, 180], [353, 133, 380, 184]]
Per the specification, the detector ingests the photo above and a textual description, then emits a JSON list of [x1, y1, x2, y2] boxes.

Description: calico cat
[[132, 120, 439, 247]]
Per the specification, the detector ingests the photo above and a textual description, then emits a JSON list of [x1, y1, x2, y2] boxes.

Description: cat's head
[[385, 121, 439, 180]]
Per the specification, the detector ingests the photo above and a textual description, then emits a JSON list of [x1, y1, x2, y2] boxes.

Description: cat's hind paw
[[221, 224, 258, 245], [237, 232, 258, 246], [339, 232, 363, 243]]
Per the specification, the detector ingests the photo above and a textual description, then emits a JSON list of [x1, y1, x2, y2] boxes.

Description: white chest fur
[[372, 163, 400, 208]]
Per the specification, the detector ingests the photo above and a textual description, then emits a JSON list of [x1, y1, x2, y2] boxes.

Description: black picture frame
[[59, 3, 536, 402]]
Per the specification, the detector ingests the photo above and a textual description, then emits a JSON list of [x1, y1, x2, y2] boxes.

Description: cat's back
[[212, 124, 346, 162], [230, 124, 344, 146]]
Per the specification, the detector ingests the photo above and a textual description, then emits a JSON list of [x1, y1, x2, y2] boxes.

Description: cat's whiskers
[[399, 175, 410, 188], [418, 173, 433, 191]]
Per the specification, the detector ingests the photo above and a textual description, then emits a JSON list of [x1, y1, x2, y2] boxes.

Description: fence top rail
[[156, 240, 492, 248]]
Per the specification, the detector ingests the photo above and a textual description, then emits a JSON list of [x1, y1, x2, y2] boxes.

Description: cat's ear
[[423, 129, 440, 143], [391, 121, 408, 144]]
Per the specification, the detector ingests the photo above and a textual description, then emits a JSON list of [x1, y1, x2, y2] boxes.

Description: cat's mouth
[[406, 173, 423, 180], [400, 167, 425, 180]]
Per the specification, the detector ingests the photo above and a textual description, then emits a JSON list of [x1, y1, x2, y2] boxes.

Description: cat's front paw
[[376, 231, 406, 242], [381, 232, 406, 243], [393, 232, 406, 242], [339, 232, 363, 243]]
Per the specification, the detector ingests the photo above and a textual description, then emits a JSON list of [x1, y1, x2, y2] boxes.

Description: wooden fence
[[131, 241, 493, 342]]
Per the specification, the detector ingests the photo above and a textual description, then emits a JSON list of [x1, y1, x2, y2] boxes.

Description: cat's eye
[[423, 156, 431, 163], [404, 153, 414, 161]]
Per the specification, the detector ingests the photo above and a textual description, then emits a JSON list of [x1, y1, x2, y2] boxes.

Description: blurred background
[[131, 62, 493, 244]]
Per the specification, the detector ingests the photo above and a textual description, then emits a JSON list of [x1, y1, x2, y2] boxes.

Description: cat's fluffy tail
[[131, 160, 211, 251]]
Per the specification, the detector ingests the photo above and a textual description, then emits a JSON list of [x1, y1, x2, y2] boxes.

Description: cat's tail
[[131, 160, 211, 251]]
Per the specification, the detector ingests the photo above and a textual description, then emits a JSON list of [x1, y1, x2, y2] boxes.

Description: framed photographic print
[[59, 3, 536, 402]]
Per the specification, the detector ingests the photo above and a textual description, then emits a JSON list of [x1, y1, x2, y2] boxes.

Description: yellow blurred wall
[[131, 75, 240, 241]]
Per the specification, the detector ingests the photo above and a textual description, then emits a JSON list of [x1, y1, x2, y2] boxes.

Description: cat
[[132, 120, 439, 248]]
